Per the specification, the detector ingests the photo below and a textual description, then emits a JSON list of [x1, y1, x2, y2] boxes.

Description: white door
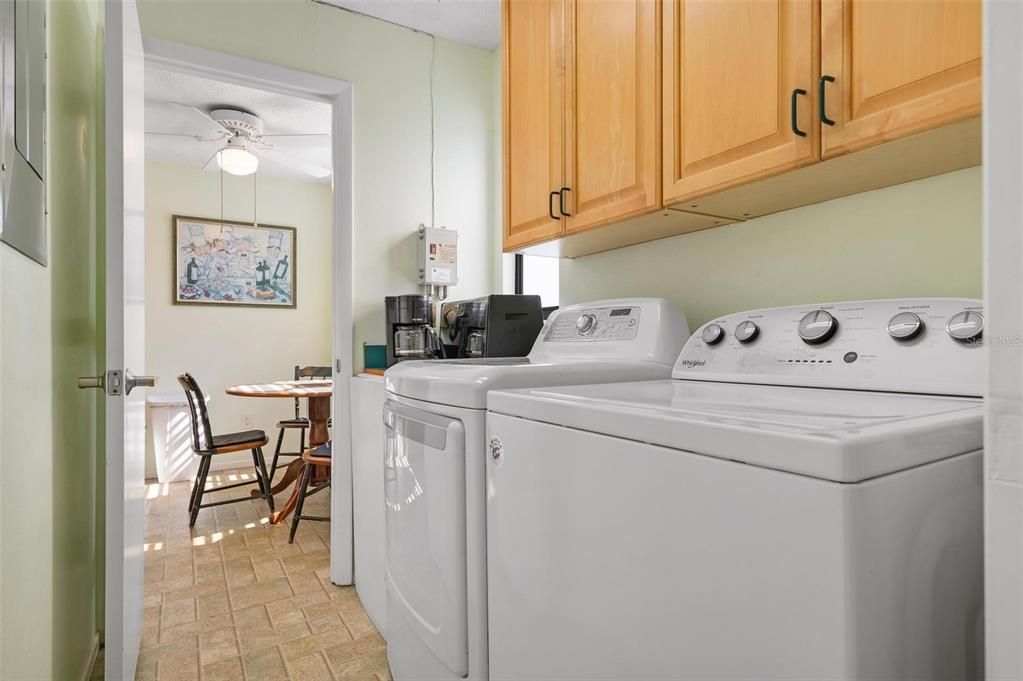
[[103, 0, 147, 678]]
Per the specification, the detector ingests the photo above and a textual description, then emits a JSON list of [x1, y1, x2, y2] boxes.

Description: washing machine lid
[[385, 358, 674, 409], [487, 380, 983, 482]]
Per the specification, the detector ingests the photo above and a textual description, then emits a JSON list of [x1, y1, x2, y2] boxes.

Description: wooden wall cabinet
[[503, 0, 661, 252], [503, 0, 982, 257], [819, 0, 982, 158], [662, 0, 820, 209], [562, 0, 661, 233], [503, 0, 565, 251]]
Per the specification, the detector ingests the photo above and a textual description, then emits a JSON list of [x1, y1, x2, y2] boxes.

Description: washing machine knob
[[887, 312, 924, 341], [946, 310, 984, 342], [701, 323, 725, 345], [797, 310, 838, 345], [576, 313, 597, 335], [734, 320, 759, 344]]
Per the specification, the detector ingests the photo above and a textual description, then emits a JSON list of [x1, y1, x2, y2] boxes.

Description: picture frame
[[173, 215, 297, 308]]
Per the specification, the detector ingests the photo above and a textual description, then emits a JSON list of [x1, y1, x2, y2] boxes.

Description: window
[[515, 254, 560, 310]]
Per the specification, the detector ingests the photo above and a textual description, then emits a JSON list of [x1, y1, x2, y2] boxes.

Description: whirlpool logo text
[[680, 358, 706, 368]]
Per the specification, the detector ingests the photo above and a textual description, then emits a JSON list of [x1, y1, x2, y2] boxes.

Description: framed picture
[[173, 215, 297, 308]]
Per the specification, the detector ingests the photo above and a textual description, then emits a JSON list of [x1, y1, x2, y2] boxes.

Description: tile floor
[[129, 466, 390, 681]]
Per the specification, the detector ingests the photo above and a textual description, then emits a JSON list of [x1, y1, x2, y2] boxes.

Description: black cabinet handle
[[790, 88, 807, 137], [549, 191, 561, 221], [819, 75, 836, 126], [558, 187, 572, 217]]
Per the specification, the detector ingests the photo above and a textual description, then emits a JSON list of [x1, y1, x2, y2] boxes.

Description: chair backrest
[[178, 373, 213, 452], [293, 365, 332, 418], [297, 365, 332, 380]]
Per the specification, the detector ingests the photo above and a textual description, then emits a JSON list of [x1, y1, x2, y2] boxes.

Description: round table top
[[225, 380, 333, 398]]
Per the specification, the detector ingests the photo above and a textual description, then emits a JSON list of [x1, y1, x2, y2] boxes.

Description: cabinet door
[[503, 0, 566, 251], [820, 0, 981, 158], [663, 0, 819, 207], [562, 0, 660, 233]]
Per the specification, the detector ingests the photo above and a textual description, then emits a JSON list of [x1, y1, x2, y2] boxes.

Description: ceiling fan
[[146, 103, 331, 178]]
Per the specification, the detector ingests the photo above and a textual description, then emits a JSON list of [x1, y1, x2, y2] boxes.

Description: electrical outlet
[[241, 414, 253, 428]]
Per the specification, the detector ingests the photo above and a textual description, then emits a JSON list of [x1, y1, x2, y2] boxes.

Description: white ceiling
[[144, 67, 332, 183], [320, 0, 500, 51]]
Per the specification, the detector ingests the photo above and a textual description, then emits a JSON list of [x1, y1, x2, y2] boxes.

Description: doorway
[[143, 36, 354, 588], [114, 37, 377, 681]]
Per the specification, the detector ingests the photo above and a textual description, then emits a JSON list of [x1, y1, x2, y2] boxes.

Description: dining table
[[225, 379, 333, 524]]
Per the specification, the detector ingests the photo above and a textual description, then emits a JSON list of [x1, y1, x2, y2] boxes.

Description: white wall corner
[[983, 0, 1023, 677]]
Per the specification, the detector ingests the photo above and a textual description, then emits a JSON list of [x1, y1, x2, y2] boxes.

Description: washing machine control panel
[[674, 298, 984, 397], [544, 306, 642, 342]]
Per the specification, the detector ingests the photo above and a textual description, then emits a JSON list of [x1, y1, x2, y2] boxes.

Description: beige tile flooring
[[134, 466, 390, 681]]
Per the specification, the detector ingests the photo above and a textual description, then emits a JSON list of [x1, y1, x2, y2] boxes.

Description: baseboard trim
[[81, 633, 100, 681]]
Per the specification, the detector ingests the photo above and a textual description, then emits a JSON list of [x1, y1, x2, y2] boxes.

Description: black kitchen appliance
[[385, 294, 442, 367], [440, 294, 543, 358]]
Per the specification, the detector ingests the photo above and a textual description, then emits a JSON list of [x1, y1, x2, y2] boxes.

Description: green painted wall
[[0, 0, 104, 679], [561, 167, 983, 327]]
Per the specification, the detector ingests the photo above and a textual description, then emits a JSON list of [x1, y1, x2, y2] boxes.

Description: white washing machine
[[486, 298, 985, 681], [383, 298, 690, 681]]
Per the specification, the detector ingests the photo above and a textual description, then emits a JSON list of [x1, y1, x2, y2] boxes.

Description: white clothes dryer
[[383, 298, 690, 681]]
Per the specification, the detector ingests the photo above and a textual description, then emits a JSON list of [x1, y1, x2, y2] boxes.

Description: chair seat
[[206, 429, 268, 454], [276, 417, 333, 429], [302, 442, 333, 466]]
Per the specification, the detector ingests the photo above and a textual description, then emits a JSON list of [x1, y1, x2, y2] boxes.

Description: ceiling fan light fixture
[[217, 142, 259, 176]]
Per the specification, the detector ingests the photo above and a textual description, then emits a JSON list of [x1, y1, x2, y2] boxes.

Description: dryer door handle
[[383, 400, 453, 449]]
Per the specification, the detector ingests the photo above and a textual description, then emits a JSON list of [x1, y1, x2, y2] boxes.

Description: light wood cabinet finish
[[663, 0, 820, 207], [665, 117, 980, 220], [562, 0, 660, 233], [820, 0, 981, 158], [502, 0, 982, 258], [503, 0, 566, 250]]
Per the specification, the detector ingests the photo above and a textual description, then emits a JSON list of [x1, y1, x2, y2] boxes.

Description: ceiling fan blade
[[146, 131, 204, 140], [259, 133, 331, 148], [160, 102, 229, 138], [201, 149, 221, 172], [263, 148, 331, 179]]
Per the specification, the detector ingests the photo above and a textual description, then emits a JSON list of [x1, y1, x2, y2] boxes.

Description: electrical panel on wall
[[417, 225, 458, 287], [1, 0, 48, 265]]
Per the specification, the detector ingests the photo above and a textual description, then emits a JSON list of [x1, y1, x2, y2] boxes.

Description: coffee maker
[[385, 295, 442, 367], [439, 294, 543, 358]]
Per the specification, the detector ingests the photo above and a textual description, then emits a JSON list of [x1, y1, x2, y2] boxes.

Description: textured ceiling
[[145, 67, 332, 183], [319, 0, 500, 50]]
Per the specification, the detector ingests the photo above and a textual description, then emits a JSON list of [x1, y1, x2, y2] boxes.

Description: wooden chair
[[289, 441, 332, 544], [178, 373, 275, 528], [270, 365, 332, 481]]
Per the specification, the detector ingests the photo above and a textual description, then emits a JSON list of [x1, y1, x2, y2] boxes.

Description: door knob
[[77, 375, 105, 390], [125, 371, 156, 395], [77, 369, 155, 395]]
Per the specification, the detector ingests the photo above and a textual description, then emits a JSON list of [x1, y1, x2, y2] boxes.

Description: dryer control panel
[[543, 305, 642, 342], [528, 298, 690, 366], [675, 298, 984, 397]]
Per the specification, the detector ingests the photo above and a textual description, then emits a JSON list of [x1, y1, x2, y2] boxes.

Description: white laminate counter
[[351, 373, 387, 636]]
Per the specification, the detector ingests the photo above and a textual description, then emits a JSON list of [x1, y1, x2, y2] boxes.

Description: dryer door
[[383, 399, 468, 676]]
